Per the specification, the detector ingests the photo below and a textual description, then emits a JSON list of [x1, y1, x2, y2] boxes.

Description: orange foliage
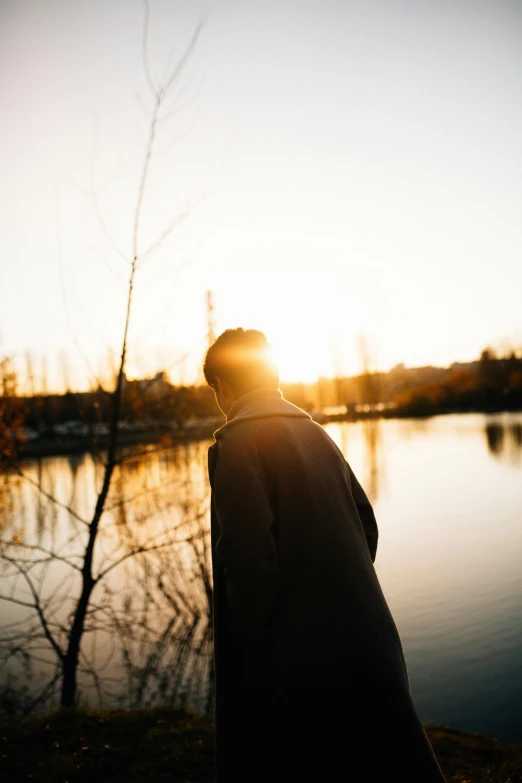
[[0, 402, 26, 465]]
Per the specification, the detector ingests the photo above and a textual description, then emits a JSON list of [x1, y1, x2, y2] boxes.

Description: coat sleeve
[[212, 435, 278, 641], [347, 463, 378, 562]]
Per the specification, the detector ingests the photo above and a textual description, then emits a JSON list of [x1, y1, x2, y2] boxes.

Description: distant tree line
[[2, 346, 522, 461], [392, 348, 522, 417], [0, 367, 220, 441]]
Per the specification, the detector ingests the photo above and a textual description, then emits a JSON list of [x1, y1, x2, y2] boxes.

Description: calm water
[[326, 412, 522, 743], [1, 412, 521, 741]]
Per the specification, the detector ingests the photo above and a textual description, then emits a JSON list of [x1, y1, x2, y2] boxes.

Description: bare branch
[[16, 468, 89, 526], [142, 0, 158, 98], [0, 557, 64, 664], [0, 594, 38, 610], [24, 670, 61, 715], [104, 474, 181, 512], [95, 535, 185, 582], [161, 18, 205, 99], [138, 201, 198, 264], [90, 190, 130, 268], [0, 540, 83, 571]]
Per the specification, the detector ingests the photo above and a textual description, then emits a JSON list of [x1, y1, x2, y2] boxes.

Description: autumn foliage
[[393, 350, 522, 416]]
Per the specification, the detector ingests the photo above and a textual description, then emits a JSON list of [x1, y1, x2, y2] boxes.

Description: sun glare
[[218, 270, 357, 385], [271, 334, 332, 383]]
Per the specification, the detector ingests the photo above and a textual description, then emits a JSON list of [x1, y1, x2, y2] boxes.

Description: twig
[[16, 469, 88, 526]]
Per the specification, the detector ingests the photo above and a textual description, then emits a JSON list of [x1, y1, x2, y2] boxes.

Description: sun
[[270, 333, 333, 384], [216, 267, 356, 384]]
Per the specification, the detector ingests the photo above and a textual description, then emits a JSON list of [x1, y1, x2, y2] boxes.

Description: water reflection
[[1, 418, 387, 716], [2, 413, 522, 741], [485, 420, 522, 463], [362, 418, 382, 503], [0, 441, 214, 717], [326, 417, 384, 504]]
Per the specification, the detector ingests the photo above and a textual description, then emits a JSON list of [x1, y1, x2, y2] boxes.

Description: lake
[[1, 412, 521, 742]]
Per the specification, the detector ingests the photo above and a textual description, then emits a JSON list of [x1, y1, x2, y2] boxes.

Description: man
[[204, 328, 446, 783]]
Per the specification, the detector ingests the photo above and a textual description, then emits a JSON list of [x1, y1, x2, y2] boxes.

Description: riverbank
[[1, 708, 521, 782], [13, 421, 222, 460], [12, 403, 522, 461]]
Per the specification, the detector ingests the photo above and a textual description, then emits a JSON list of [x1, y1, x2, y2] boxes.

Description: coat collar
[[213, 387, 311, 440]]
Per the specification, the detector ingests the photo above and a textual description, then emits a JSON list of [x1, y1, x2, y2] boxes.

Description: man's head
[[203, 328, 279, 415]]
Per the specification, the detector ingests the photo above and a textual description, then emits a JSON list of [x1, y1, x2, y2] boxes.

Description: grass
[[427, 725, 522, 783], [0, 708, 215, 783], [1, 708, 521, 782]]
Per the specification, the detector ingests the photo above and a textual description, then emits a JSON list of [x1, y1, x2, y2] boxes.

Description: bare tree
[[0, 6, 209, 712]]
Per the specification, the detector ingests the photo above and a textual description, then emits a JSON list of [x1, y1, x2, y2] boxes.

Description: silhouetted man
[[204, 328, 446, 783]]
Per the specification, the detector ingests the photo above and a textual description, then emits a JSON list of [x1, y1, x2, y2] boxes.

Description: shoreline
[[11, 405, 522, 461]]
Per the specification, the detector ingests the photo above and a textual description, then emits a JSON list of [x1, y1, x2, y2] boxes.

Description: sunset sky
[[1, 0, 522, 391]]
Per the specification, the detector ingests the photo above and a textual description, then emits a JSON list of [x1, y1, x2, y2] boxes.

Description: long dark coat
[[208, 388, 445, 782]]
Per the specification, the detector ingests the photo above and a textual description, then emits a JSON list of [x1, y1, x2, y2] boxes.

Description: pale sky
[[1, 0, 522, 391]]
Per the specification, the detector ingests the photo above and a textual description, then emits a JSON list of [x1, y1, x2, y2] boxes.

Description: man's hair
[[203, 328, 279, 393]]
